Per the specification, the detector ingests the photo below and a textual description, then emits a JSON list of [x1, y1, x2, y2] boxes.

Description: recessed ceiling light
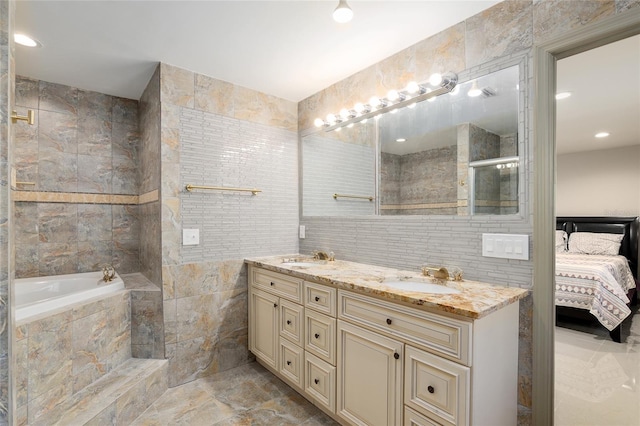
[[555, 92, 571, 100], [14, 33, 41, 48], [595, 132, 610, 138], [395, 138, 406, 143]]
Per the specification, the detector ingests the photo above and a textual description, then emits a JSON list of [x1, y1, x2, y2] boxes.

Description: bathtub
[[15, 271, 125, 322]]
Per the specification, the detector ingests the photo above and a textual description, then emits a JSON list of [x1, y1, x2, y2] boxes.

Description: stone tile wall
[[12, 77, 141, 278], [0, 0, 13, 423], [297, 1, 640, 422], [14, 290, 131, 425], [159, 63, 298, 387]]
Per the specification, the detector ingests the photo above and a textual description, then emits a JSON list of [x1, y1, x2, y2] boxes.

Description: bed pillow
[[555, 230, 567, 253], [567, 232, 624, 255]]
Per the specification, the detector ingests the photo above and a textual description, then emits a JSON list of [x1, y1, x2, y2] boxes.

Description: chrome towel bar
[[185, 184, 261, 195], [333, 193, 374, 202]]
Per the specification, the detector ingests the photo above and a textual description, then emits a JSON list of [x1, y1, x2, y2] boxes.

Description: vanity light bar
[[315, 72, 458, 132]]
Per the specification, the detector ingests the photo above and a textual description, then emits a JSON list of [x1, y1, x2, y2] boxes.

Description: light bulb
[[369, 96, 381, 109], [468, 81, 482, 97], [354, 103, 365, 114], [314, 118, 325, 127], [429, 73, 443, 86], [390, 109, 398, 114], [333, 0, 353, 24], [361, 119, 368, 124], [555, 92, 571, 100], [387, 90, 400, 102], [395, 138, 406, 143], [326, 113, 337, 124], [347, 123, 354, 128], [335, 127, 342, 132], [595, 132, 610, 138], [407, 103, 416, 109], [340, 108, 351, 119], [14, 33, 40, 47], [406, 81, 420, 94]]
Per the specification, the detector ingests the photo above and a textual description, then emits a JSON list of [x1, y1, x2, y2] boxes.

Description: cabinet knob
[[314, 333, 320, 339], [286, 320, 291, 325], [394, 352, 399, 360], [287, 360, 291, 366], [314, 378, 320, 385], [428, 385, 435, 394], [270, 281, 275, 286], [314, 296, 320, 302], [386, 318, 392, 325], [273, 303, 278, 308]]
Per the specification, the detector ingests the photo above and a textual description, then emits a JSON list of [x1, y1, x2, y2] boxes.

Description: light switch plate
[[482, 233, 529, 260], [183, 229, 200, 246], [299, 225, 306, 239]]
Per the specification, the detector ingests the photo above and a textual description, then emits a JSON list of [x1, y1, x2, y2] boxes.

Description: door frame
[[532, 7, 640, 424]]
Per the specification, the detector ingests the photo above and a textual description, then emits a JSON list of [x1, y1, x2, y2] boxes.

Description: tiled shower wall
[[1, 1, 14, 423], [298, 1, 640, 423], [158, 64, 298, 387], [12, 77, 141, 277]]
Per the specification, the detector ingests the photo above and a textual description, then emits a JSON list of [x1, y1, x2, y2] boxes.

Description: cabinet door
[[280, 338, 304, 391], [249, 288, 279, 369], [305, 309, 336, 365], [337, 320, 403, 426]]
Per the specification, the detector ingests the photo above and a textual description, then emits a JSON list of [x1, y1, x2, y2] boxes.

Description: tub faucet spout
[[102, 265, 116, 283]]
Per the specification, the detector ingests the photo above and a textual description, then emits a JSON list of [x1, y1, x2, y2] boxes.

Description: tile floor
[[131, 362, 339, 425], [555, 306, 640, 425]]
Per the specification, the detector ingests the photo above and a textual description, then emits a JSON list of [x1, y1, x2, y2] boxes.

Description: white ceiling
[[556, 34, 640, 155], [14, 0, 500, 102]]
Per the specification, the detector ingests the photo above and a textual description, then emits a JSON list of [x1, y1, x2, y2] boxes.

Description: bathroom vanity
[[245, 256, 528, 426]]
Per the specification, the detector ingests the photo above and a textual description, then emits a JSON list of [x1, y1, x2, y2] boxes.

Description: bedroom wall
[[557, 145, 640, 216]]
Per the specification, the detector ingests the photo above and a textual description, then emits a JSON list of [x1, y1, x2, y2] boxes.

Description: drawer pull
[[314, 378, 320, 385], [315, 296, 320, 302], [394, 352, 399, 360], [287, 360, 291, 366], [286, 320, 292, 325], [386, 318, 392, 325], [273, 303, 278, 308], [314, 333, 320, 339], [428, 385, 435, 394], [270, 281, 275, 286]]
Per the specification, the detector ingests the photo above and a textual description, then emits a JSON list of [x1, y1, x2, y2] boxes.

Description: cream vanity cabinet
[[249, 265, 520, 426]]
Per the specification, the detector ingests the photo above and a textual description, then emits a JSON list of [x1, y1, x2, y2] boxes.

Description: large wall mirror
[[302, 63, 522, 217]]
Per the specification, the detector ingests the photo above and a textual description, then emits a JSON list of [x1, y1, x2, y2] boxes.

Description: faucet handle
[[421, 266, 450, 280], [102, 265, 116, 282]]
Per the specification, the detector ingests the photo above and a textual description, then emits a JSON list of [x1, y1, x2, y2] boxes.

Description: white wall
[[556, 145, 640, 216]]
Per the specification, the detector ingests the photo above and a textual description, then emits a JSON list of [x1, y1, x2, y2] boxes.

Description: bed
[[555, 216, 639, 342]]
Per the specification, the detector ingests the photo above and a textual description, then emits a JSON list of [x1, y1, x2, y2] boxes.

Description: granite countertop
[[245, 255, 529, 320]]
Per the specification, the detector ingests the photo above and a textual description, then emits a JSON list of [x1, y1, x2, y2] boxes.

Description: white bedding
[[555, 253, 636, 331]]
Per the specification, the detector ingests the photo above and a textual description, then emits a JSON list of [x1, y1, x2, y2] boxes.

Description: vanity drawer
[[250, 267, 303, 303], [405, 345, 469, 426], [404, 406, 443, 426], [280, 300, 304, 346], [305, 352, 336, 413], [279, 338, 304, 391], [304, 281, 337, 317], [305, 309, 336, 365], [338, 291, 471, 365]]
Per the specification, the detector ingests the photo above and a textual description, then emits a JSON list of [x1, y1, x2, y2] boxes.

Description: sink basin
[[383, 281, 460, 295]]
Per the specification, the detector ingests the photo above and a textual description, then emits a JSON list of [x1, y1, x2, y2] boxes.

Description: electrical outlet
[[183, 229, 200, 246]]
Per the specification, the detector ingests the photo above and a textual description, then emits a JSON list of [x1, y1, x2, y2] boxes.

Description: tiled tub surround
[[12, 76, 142, 278], [245, 255, 528, 425], [14, 289, 132, 424]]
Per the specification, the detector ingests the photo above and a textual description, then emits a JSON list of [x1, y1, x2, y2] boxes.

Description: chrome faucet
[[102, 265, 116, 282], [313, 250, 335, 261]]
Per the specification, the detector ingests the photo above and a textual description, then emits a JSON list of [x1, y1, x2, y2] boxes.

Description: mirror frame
[[299, 52, 530, 221]]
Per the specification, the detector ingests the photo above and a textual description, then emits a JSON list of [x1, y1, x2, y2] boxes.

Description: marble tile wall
[[139, 65, 162, 287], [297, 1, 640, 422], [159, 63, 298, 387], [14, 290, 131, 425], [0, 1, 13, 423], [12, 76, 141, 278]]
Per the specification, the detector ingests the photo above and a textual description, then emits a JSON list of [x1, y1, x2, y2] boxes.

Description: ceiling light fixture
[[595, 132, 610, 138], [314, 71, 458, 131], [396, 138, 406, 143], [14, 33, 41, 48], [333, 0, 353, 24], [555, 92, 571, 100]]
